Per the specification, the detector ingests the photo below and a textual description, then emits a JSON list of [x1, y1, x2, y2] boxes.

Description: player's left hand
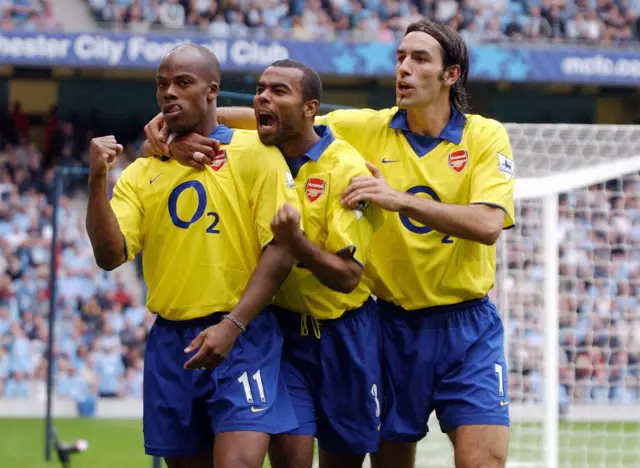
[[144, 112, 169, 156], [183, 319, 242, 370], [341, 162, 406, 212], [270, 203, 303, 247]]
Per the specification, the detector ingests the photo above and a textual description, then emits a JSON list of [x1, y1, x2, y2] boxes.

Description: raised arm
[[86, 136, 126, 271], [217, 107, 257, 130]]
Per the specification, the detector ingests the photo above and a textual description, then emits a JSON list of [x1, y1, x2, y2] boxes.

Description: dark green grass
[[0, 418, 274, 468]]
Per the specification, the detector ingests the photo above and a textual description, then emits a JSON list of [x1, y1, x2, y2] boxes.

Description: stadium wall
[[3, 400, 638, 424], [2, 71, 639, 133]]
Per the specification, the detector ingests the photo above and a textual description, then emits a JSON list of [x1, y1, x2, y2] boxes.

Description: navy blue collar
[[389, 108, 465, 145], [303, 125, 335, 162], [209, 124, 234, 144], [285, 125, 336, 178]]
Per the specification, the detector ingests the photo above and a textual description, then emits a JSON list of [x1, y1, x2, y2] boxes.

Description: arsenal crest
[[210, 149, 226, 172], [448, 149, 468, 173], [305, 178, 326, 202]]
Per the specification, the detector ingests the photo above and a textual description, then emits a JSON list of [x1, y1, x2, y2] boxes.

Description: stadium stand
[[80, 0, 640, 43], [502, 175, 640, 407], [0, 104, 147, 410]]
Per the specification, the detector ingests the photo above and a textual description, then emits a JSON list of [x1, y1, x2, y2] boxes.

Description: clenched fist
[[270, 203, 303, 247], [89, 136, 123, 180]]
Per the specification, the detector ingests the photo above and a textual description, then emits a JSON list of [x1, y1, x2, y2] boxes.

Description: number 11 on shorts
[[238, 370, 267, 404]]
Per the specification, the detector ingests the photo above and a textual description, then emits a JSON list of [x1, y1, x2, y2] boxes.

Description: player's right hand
[[89, 136, 123, 180], [183, 318, 242, 370], [169, 133, 221, 170]]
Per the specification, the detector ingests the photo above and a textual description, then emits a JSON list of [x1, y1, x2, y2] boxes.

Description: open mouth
[[397, 82, 414, 93], [258, 112, 276, 129]]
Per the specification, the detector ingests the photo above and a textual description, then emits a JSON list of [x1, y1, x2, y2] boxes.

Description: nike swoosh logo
[[381, 158, 400, 163], [500, 400, 509, 407], [149, 173, 163, 184], [250, 406, 267, 413]]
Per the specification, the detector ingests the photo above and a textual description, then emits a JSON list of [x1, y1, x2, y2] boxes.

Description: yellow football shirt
[[272, 125, 384, 320], [110, 125, 299, 321], [316, 108, 515, 310]]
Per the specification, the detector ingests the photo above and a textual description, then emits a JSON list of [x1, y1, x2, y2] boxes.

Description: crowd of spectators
[[499, 175, 640, 407], [0, 103, 147, 414], [2, 0, 638, 45], [84, 0, 640, 44], [0, 0, 59, 30]]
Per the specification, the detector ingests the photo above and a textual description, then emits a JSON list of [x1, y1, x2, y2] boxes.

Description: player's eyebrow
[[257, 81, 292, 92], [397, 48, 432, 59], [173, 73, 197, 81]]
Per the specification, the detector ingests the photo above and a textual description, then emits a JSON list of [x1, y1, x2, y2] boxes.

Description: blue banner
[[0, 30, 638, 86]]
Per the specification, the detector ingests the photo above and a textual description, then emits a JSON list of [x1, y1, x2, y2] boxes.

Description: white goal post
[[411, 124, 640, 468]]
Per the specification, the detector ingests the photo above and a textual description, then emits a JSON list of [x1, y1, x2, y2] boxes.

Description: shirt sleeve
[[110, 163, 145, 261], [469, 121, 516, 229], [325, 160, 385, 267], [315, 109, 386, 155], [250, 147, 300, 249]]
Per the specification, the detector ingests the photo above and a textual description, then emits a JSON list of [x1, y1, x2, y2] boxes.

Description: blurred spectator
[[1, 0, 60, 30], [157, 0, 185, 28]]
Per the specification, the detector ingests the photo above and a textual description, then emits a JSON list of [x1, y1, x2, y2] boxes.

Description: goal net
[[413, 124, 640, 468]]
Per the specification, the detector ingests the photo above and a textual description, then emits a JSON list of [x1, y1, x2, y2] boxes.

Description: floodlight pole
[[45, 167, 64, 461]]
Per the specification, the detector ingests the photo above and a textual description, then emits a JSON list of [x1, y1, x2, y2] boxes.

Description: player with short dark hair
[[144, 58, 384, 468], [86, 44, 299, 468], [256, 60, 384, 468], [268, 59, 323, 103]]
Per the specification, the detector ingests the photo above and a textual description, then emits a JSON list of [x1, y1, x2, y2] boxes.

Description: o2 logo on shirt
[[399, 185, 453, 244], [167, 180, 221, 234]]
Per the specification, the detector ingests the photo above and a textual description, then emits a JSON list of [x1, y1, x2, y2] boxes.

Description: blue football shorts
[[274, 297, 382, 455], [378, 296, 510, 443], [143, 307, 298, 458]]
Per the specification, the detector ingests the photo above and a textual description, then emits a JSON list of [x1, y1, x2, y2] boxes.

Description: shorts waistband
[[275, 296, 375, 325], [378, 296, 489, 316], [154, 311, 228, 328]]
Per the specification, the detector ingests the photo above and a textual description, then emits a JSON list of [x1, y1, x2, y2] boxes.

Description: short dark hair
[[405, 21, 470, 113], [270, 59, 322, 103]]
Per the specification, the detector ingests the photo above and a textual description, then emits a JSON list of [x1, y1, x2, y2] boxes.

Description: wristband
[[223, 315, 246, 332]]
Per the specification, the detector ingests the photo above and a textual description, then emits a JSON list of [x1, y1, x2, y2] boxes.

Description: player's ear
[[443, 65, 461, 87], [207, 81, 219, 102], [304, 99, 319, 119]]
